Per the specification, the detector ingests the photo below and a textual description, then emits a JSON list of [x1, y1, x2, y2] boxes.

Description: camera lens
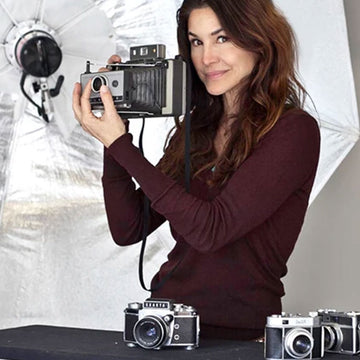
[[323, 324, 342, 351], [285, 328, 314, 359], [133, 316, 167, 349], [91, 75, 107, 93], [293, 335, 312, 355]]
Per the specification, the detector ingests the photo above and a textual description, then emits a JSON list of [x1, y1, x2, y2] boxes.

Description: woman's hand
[[72, 54, 126, 148], [99, 54, 122, 72]]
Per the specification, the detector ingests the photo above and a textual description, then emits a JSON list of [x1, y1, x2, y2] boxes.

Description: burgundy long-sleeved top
[[102, 109, 320, 340]]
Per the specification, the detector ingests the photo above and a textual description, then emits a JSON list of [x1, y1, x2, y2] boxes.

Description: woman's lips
[[205, 70, 228, 80]]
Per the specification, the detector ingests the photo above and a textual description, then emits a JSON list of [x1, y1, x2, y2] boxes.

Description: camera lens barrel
[[91, 75, 108, 92], [133, 316, 168, 349], [323, 324, 343, 351], [284, 328, 314, 359]]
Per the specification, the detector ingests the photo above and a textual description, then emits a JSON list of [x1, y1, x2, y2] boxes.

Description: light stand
[[5, 20, 63, 122]]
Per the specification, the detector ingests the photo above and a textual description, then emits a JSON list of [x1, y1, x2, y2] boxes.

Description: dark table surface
[[0, 325, 350, 360]]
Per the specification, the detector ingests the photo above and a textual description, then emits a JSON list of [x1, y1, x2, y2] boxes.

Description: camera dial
[[128, 302, 142, 310]]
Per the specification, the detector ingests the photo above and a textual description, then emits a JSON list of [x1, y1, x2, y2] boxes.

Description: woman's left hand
[[72, 80, 126, 148]]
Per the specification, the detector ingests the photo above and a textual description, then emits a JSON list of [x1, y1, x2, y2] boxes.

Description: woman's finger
[[107, 54, 122, 64], [80, 80, 94, 115], [100, 85, 118, 116], [98, 66, 109, 73], [97, 55, 121, 72]]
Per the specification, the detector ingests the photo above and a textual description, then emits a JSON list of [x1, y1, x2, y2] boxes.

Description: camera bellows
[[126, 67, 165, 113]]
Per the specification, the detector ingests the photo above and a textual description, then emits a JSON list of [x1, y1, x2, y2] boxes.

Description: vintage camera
[[123, 298, 200, 350], [80, 44, 187, 118], [265, 312, 324, 359], [318, 309, 360, 355]]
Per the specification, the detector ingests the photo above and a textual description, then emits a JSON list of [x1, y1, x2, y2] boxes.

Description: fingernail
[[100, 85, 109, 93]]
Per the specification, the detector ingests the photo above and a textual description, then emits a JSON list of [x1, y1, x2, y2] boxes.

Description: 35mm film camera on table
[[123, 298, 200, 350], [265, 309, 360, 360], [80, 44, 187, 118]]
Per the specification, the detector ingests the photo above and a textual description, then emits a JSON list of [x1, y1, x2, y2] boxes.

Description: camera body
[[80, 44, 187, 118], [123, 298, 200, 350], [265, 313, 324, 360], [318, 309, 360, 355]]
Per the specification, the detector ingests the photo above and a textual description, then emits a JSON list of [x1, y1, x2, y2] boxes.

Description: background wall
[[283, 0, 360, 313], [0, 0, 359, 331]]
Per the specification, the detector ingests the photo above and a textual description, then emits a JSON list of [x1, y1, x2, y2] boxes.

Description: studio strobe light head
[[5, 20, 62, 77]]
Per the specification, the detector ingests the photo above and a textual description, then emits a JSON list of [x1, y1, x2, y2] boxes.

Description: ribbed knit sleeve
[[105, 110, 320, 253], [102, 145, 166, 246]]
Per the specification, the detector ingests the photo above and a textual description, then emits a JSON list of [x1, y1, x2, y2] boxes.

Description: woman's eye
[[218, 36, 229, 44], [190, 39, 202, 46]]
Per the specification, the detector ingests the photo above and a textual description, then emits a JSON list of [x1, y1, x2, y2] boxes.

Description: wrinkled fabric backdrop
[[0, 0, 358, 331]]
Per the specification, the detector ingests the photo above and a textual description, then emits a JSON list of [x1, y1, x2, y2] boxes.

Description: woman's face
[[188, 6, 257, 111]]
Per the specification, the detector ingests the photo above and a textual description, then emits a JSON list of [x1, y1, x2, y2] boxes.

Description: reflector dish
[[0, 0, 117, 136]]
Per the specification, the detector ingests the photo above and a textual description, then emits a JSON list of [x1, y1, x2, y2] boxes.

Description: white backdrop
[[0, 0, 358, 331]]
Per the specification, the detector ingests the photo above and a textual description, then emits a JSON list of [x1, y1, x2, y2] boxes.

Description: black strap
[[137, 118, 156, 292], [138, 196, 187, 292], [138, 195, 151, 291], [138, 59, 192, 292]]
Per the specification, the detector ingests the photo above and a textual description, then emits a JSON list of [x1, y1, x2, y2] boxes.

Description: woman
[[73, 0, 320, 340]]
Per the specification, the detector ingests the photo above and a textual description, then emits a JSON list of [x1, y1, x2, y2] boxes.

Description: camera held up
[[123, 298, 200, 350], [80, 44, 187, 118]]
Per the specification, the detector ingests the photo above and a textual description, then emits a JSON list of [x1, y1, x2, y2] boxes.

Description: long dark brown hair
[[158, 0, 307, 187]]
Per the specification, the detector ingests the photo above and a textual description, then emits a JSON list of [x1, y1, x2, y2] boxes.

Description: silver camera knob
[[128, 302, 143, 310]]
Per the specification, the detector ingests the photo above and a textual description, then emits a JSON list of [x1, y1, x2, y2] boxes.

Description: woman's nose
[[202, 45, 218, 66]]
